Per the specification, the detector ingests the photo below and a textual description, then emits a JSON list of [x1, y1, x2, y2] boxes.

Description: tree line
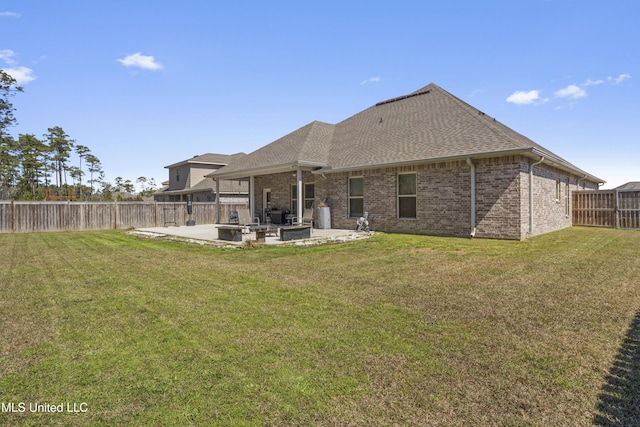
[[0, 70, 157, 201]]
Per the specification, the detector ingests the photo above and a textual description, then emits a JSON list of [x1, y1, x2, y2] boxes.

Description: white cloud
[[360, 76, 381, 85], [0, 11, 20, 18], [0, 49, 17, 65], [468, 88, 485, 98], [608, 73, 631, 84], [117, 53, 163, 70], [509, 73, 632, 109], [2, 66, 36, 84], [582, 78, 604, 86], [0, 49, 36, 84], [554, 84, 587, 99], [506, 90, 543, 105]]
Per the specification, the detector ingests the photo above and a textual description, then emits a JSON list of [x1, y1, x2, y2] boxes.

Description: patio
[[133, 224, 372, 246]]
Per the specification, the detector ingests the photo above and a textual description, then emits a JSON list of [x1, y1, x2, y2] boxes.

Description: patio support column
[[249, 175, 255, 219], [215, 178, 220, 224], [297, 168, 303, 224]]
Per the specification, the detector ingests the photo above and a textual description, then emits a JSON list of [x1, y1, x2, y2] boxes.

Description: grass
[[0, 227, 639, 426]]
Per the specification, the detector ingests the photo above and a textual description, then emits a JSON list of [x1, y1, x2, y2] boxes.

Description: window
[[304, 183, 315, 209], [176, 168, 180, 182], [555, 179, 561, 202], [292, 183, 314, 212], [398, 173, 417, 219], [348, 177, 364, 218]]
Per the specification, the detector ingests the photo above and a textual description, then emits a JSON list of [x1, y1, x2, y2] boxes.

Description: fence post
[[114, 201, 118, 229], [66, 200, 71, 231], [615, 190, 620, 229], [10, 199, 14, 233]]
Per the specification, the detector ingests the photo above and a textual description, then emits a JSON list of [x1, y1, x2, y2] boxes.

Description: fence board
[[0, 201, 248, 233], [573, 190, 640, 229]]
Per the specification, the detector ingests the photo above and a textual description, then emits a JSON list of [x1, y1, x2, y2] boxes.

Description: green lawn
[[1, 227, 639, 426]]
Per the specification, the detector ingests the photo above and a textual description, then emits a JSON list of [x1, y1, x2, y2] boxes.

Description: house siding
[[524, 160, 599, 238], [158, 163, 248, 203], [475, 157, 522, 240], [250, 156, 599, 240], [326, 162, 472, 237], [254, 171, 320, 219]]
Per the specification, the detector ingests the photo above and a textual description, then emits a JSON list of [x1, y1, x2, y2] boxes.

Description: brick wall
[[324, 161, 473, 237], [524, 160, 599, 238], [249, 156, 599, 239], [474, 157, 523, 239]]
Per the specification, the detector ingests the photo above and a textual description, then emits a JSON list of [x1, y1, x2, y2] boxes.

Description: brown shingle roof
[[614, 182, 640, 191], [207, 121, 333, 177], [165, 152, 246, 169], [212, 83, 602, 183], [328, 83, 571, 170]]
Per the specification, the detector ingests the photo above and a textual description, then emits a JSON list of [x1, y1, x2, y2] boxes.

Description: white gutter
[[529, 156, 545, 236], [466, 157, 477, 238]]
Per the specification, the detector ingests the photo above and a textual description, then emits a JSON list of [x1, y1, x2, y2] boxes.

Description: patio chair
[[237, 209, 260, 228], [292, 207, 314, 229], [356, 212, 370, 232]]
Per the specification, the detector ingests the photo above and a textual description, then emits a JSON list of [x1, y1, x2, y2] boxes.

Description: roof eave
[[164, 160, 229, 169], [528, 148, 605, 184], [313, 149, 605, 184], [313, 149, 535, 175], [208, 161, 328, 180]]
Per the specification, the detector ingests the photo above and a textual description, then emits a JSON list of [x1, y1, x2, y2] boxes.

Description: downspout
[[576, 174, 587, 190], [529, 156, 545, 237], [466, 157, 477, 238]]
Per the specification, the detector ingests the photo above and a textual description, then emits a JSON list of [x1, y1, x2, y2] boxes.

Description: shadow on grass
[[594, 311, 640, 426]]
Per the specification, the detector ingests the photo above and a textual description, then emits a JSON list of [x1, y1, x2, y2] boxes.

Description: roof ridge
[[375, 89, 432, 107]]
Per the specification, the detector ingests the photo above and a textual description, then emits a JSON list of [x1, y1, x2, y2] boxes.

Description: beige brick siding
[[475, 157, 523, 240], [523, 160, 598, 238], [250, 156, 598, 239]]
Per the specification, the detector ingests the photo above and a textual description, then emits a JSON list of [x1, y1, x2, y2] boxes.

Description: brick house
[[154, 153, 248, 202], [209, 83, 603, 239]]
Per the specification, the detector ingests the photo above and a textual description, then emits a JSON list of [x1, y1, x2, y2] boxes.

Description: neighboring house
[[210, 83, 604, 239], [614, 182, 640, 191], [154, 153, 248, 202]]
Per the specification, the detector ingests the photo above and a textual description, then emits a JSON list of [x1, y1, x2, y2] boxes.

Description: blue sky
[[1, 0, 638, 190]]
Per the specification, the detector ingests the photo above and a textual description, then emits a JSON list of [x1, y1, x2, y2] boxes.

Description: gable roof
[[211, 83, 603, 183], [614, 182, 640, 191], [206, 121, 333, 178], [165, 152, 246, 169]]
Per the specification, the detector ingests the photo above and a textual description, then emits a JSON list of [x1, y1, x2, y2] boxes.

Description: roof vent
[[375, 89, 431, 106]]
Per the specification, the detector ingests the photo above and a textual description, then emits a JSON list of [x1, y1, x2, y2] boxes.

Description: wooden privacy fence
[[573, 190, 640, 229], [0, 201, 248, 234]]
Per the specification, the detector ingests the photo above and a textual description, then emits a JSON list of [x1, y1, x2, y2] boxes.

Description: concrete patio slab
[[132, 224, 372, 246]]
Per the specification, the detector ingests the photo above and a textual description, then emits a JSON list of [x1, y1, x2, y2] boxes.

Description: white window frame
[[304, 183, 315, 209], [291, 184, 297, 213], [398, 172, 417, 219], [348, 176, 364, 218]]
